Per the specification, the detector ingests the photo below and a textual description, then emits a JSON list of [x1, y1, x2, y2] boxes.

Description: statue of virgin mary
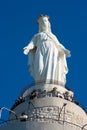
[[23, 15, 71, 86]]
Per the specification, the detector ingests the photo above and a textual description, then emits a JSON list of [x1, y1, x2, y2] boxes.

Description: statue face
[[39, 17, 49, 32], [40, 17, 48, 25]]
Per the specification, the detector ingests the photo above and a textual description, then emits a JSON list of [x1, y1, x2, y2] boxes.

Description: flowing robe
[[24, 32, 70, 86]]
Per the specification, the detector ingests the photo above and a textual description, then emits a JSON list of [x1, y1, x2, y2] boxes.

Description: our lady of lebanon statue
[[23, 15, 70, 86]]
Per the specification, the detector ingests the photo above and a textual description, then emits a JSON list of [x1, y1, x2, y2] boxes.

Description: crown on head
[[37, 14, 50, 24]]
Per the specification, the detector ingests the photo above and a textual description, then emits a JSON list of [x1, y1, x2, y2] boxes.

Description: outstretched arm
[[23, 35, 37, 55], [46, 32, 71, 57], [54, 37, 71, 57], [23, 41, 35, 55]]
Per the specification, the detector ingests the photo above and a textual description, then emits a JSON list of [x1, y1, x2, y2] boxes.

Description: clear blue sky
[[0, 0, 87, 120]]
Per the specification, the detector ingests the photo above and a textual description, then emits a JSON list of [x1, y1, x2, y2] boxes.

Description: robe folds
[[24, 32, 70, 86]]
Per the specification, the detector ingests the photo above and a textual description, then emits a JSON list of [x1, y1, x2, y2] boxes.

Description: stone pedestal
[[0, 83, 86, 130]]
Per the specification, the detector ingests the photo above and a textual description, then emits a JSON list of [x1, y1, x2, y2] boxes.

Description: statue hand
[[23, 47, 29, 55], [64, 49, 71, 57]]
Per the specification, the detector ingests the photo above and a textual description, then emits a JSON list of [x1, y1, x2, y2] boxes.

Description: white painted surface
[[23, 15, 70, 85], [1, 96, 87, 130]]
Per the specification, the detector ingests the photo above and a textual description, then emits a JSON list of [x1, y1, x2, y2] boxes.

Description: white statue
[[23, 15, 71, 86]]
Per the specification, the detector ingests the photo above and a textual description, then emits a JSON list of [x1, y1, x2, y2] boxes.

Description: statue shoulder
[[32, 33, 42, 40], [49, 33, 59, 42], [31, 33, 40, 42], [35, 32, 48, 41]]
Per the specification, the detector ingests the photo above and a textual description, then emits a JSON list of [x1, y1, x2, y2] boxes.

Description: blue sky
[[0, 0, 87, 120]]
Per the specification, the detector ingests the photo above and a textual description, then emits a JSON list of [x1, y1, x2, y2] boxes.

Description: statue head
[[37, 15, 51, 32]]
